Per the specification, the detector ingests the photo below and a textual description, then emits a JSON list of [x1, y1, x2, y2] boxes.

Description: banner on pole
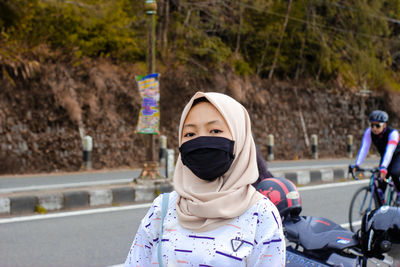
[[136, 73, 160, 134]]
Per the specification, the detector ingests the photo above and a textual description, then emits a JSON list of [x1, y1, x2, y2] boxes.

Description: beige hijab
[[173, 91, 264, 232]]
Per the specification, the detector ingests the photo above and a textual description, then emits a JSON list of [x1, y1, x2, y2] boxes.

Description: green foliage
[[2, 0, 400, 90], [1, 0, 146, 62], [233, 58, 252, 76], [0, 0, 24, 29], [387, 77, 400, 92]]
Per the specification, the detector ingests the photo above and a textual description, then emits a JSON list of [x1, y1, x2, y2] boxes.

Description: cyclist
[[352, 110, 400, 205]]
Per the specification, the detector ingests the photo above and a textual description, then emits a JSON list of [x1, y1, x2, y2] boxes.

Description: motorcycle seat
[[285, 215, 359, 251]]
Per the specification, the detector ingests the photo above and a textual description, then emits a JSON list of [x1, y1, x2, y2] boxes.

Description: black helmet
[[254, 177, 302, 218], [369, 110, 388, 123]]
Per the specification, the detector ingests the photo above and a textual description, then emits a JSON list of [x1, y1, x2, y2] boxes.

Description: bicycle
[[348, 165, 398, 233]]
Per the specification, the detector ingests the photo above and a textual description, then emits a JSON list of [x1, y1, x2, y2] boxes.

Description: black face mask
[[179, 136, 235, 182]]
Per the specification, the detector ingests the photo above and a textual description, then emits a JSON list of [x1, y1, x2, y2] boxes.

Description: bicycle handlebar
[[347, 165, 394, 185], [348, 165, 380, 180]]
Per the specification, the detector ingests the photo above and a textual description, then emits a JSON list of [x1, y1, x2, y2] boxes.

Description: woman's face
[[181, 101, 233, 144]]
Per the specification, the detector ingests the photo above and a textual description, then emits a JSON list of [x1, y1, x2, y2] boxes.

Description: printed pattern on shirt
[[124, 191, 285, 267]]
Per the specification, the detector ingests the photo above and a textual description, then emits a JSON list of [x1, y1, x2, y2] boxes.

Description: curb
[[273, 167, 349, 185], [0, 182, 174, 216], [0, 166, 359, 217]]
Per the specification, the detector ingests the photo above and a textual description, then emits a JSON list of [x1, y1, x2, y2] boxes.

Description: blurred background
[[1, 0, 400, 175]]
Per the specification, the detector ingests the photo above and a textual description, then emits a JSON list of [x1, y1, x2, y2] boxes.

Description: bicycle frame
[[348, 166, 398, 234], [351, 167, 394, 211], [371, 174, 394, 206]]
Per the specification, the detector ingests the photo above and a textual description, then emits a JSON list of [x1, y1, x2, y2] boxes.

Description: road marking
[[0, 178, 132, 194], [269, 164, 348, 171], [0, 180, 368, 225], [1, 175, 369, 194], [298, 179, 369, 191], [0, 181, 366, 227], [0, 203, 152, 224]]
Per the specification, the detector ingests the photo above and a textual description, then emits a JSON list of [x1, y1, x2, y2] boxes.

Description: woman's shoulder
[[251, 196, 281, 218], [254, 195, 275, 208], [232, 196, 282, 234]]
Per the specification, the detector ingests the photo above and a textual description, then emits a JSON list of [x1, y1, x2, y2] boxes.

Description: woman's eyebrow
[[206, 120, 224, 126], [183, 123, 196, 129], [183, 120, 224, 129]]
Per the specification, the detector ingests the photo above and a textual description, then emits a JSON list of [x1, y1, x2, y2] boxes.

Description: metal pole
[[358, 85, 371, 134], [82, 135, 93, 170], [267, 134, 274, 161], [159, 135, 167, 168], [165, 148, 175, 179], [151, 9, 156, 74], [137, 0, 164, 181], [311, 134, 318, 159], [147, 0, 157, 163], [347, 135, 353, 158]]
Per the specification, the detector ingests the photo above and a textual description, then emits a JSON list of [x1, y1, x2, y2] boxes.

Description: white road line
[[0, 178, 132, 194], [269, 164, 347, 171], [0, 203, 152, 224], [1, 181, 368, 224], [1, 181, 367, 225], [298, 179, 369, 191]]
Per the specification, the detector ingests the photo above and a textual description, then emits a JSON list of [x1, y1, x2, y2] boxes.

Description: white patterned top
[[124, 191, 285, 267]]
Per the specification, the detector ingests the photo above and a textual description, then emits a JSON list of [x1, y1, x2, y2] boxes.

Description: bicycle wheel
[[348, 186, 377, 233]]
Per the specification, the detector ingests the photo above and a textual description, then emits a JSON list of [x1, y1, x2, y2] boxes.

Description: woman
[[124, 92, 285, 266]]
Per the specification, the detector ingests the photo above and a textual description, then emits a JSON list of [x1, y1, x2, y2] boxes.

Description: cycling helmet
[[254, 177, 302, 218], [369, 110, 388, 123]]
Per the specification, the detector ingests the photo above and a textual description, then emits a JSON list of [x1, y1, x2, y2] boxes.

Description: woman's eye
[[210, 129, 222, 134], [184, 132, 195, 137]]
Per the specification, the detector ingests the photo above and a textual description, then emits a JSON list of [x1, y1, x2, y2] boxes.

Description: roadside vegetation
[[2, 0, 400, 91]]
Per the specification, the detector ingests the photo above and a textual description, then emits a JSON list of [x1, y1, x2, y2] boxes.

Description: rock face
[[1, 55, 399, 175]]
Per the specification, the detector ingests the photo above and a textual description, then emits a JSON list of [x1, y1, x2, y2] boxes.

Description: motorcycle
[[284, 206, 400, 267], [254, 177, 400, 267]]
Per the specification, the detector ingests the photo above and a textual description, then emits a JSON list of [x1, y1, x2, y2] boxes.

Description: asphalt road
[[0, 205, 149, 267], [1, 179, 375, 267]]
